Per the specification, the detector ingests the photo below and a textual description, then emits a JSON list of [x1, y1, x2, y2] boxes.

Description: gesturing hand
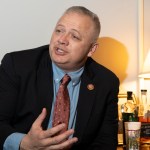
[[20, 108, 78, 150]]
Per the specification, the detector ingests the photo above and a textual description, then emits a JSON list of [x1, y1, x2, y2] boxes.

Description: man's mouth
[[55, 47, 67, 55], [56, 48, 64, 53]]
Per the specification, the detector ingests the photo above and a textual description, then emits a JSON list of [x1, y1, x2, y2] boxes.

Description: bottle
[[122, 91, 138, 121], [139, 89, 147, 122], [138, 89, 150, 144], [121, 91, 138, 146]]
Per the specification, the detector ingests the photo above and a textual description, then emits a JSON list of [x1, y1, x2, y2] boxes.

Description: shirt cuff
[[3, 133, 25, 150]]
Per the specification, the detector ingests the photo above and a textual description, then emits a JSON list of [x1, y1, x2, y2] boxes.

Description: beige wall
[[0, 0, 149, 97]]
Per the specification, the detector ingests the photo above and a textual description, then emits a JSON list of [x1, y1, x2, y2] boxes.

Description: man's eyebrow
[[56, 24, 64, 27], [71, 28, 80, 33], [56, 24, 80, 34]]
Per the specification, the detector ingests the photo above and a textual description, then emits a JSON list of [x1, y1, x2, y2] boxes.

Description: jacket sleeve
[[0, 53, 20, 149], [88, 77, 119, 150]]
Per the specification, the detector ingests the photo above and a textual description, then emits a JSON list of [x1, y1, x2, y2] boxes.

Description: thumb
[[33, 108, 47, 128]]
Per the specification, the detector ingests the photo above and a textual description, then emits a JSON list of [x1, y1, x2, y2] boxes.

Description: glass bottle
[[122, 91, 138, 121], [121, 91, 138, 146], [139, 89, 148, 122]]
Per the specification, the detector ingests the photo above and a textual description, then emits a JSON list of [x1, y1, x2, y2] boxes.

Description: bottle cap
[[127, 91, 133, 100]]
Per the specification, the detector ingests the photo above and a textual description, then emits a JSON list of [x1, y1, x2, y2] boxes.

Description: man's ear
[[87, 43, 99, 57]]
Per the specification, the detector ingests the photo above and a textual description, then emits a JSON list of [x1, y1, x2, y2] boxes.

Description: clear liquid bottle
[[139, 89, 148, 122]]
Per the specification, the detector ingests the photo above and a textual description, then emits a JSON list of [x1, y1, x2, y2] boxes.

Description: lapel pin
[[87, 84, 94, 90]]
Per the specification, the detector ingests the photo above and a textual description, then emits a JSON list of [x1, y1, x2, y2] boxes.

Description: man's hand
[[20, 108, 78, 150]]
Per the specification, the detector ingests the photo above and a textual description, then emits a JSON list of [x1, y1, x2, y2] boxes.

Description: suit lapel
[[74, 59, 96, 142], [36, 53, 54, 129]]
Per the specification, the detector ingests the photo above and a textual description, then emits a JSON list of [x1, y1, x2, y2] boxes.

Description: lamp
[[139, 49, 150, 78]]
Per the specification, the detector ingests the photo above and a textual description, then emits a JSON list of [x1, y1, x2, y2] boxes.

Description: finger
[[44, 129, 75, 146], [51, 129, 75, 144], [33, 108, 47, 127], [49, 137, 78, 150], [43, 123, 66, 138]]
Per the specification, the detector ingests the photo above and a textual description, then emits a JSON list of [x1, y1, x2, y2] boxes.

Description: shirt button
[[56, 78, 59, 82]]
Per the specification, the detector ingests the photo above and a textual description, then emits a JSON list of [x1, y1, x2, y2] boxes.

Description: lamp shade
[[139, 49, 150, 78]]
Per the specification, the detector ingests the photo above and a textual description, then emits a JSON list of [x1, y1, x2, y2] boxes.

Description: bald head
[[62, 6, 101, 42]]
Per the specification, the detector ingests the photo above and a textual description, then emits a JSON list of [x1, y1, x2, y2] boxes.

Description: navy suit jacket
[[0, 45, 119, 150]]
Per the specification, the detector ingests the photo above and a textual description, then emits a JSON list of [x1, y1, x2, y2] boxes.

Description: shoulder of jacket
[[86, 57, 119, 81], [2, 45, 50, 73], [10, 45, 49, 60]]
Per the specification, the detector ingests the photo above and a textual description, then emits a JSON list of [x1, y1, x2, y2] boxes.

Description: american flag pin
[[87, 84, 94, 90]]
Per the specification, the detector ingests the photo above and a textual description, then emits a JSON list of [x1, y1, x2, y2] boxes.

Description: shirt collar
[[52, 62, 84, 86]]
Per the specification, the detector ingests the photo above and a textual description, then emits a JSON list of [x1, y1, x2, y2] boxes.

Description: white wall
[[0, 0, 139, 95]]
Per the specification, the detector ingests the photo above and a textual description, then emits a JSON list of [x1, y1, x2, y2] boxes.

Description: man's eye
[[72, 35, 80, 40], [55, 29, 61, 33]]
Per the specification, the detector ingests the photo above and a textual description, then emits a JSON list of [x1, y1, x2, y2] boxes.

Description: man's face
[[49, 12, 98, 72]]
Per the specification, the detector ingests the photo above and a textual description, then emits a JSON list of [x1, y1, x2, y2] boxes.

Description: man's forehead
[[57, 13, 93, 28]]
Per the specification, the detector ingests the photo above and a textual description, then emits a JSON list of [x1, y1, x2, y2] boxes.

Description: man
[[0, 6, 119, 150]]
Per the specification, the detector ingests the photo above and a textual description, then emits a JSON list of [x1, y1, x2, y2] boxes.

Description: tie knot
[[61, 74, 71, 86]]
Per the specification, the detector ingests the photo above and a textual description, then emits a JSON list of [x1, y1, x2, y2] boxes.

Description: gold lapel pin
[[87, 84, 94, 90]]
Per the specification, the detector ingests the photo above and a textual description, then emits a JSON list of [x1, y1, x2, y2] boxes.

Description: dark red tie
[[52, 74, 71, 134]]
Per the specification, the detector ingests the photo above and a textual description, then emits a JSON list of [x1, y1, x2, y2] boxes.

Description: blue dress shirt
[[3, 62, 84, 150]]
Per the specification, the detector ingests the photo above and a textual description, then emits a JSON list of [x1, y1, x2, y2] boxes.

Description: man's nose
[[58, 34, 69, 45]]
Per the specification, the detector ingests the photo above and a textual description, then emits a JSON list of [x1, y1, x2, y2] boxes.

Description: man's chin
[[53, 61, 68, 69], [53, 60, 66, 66], [53, 62, 75, 72]]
